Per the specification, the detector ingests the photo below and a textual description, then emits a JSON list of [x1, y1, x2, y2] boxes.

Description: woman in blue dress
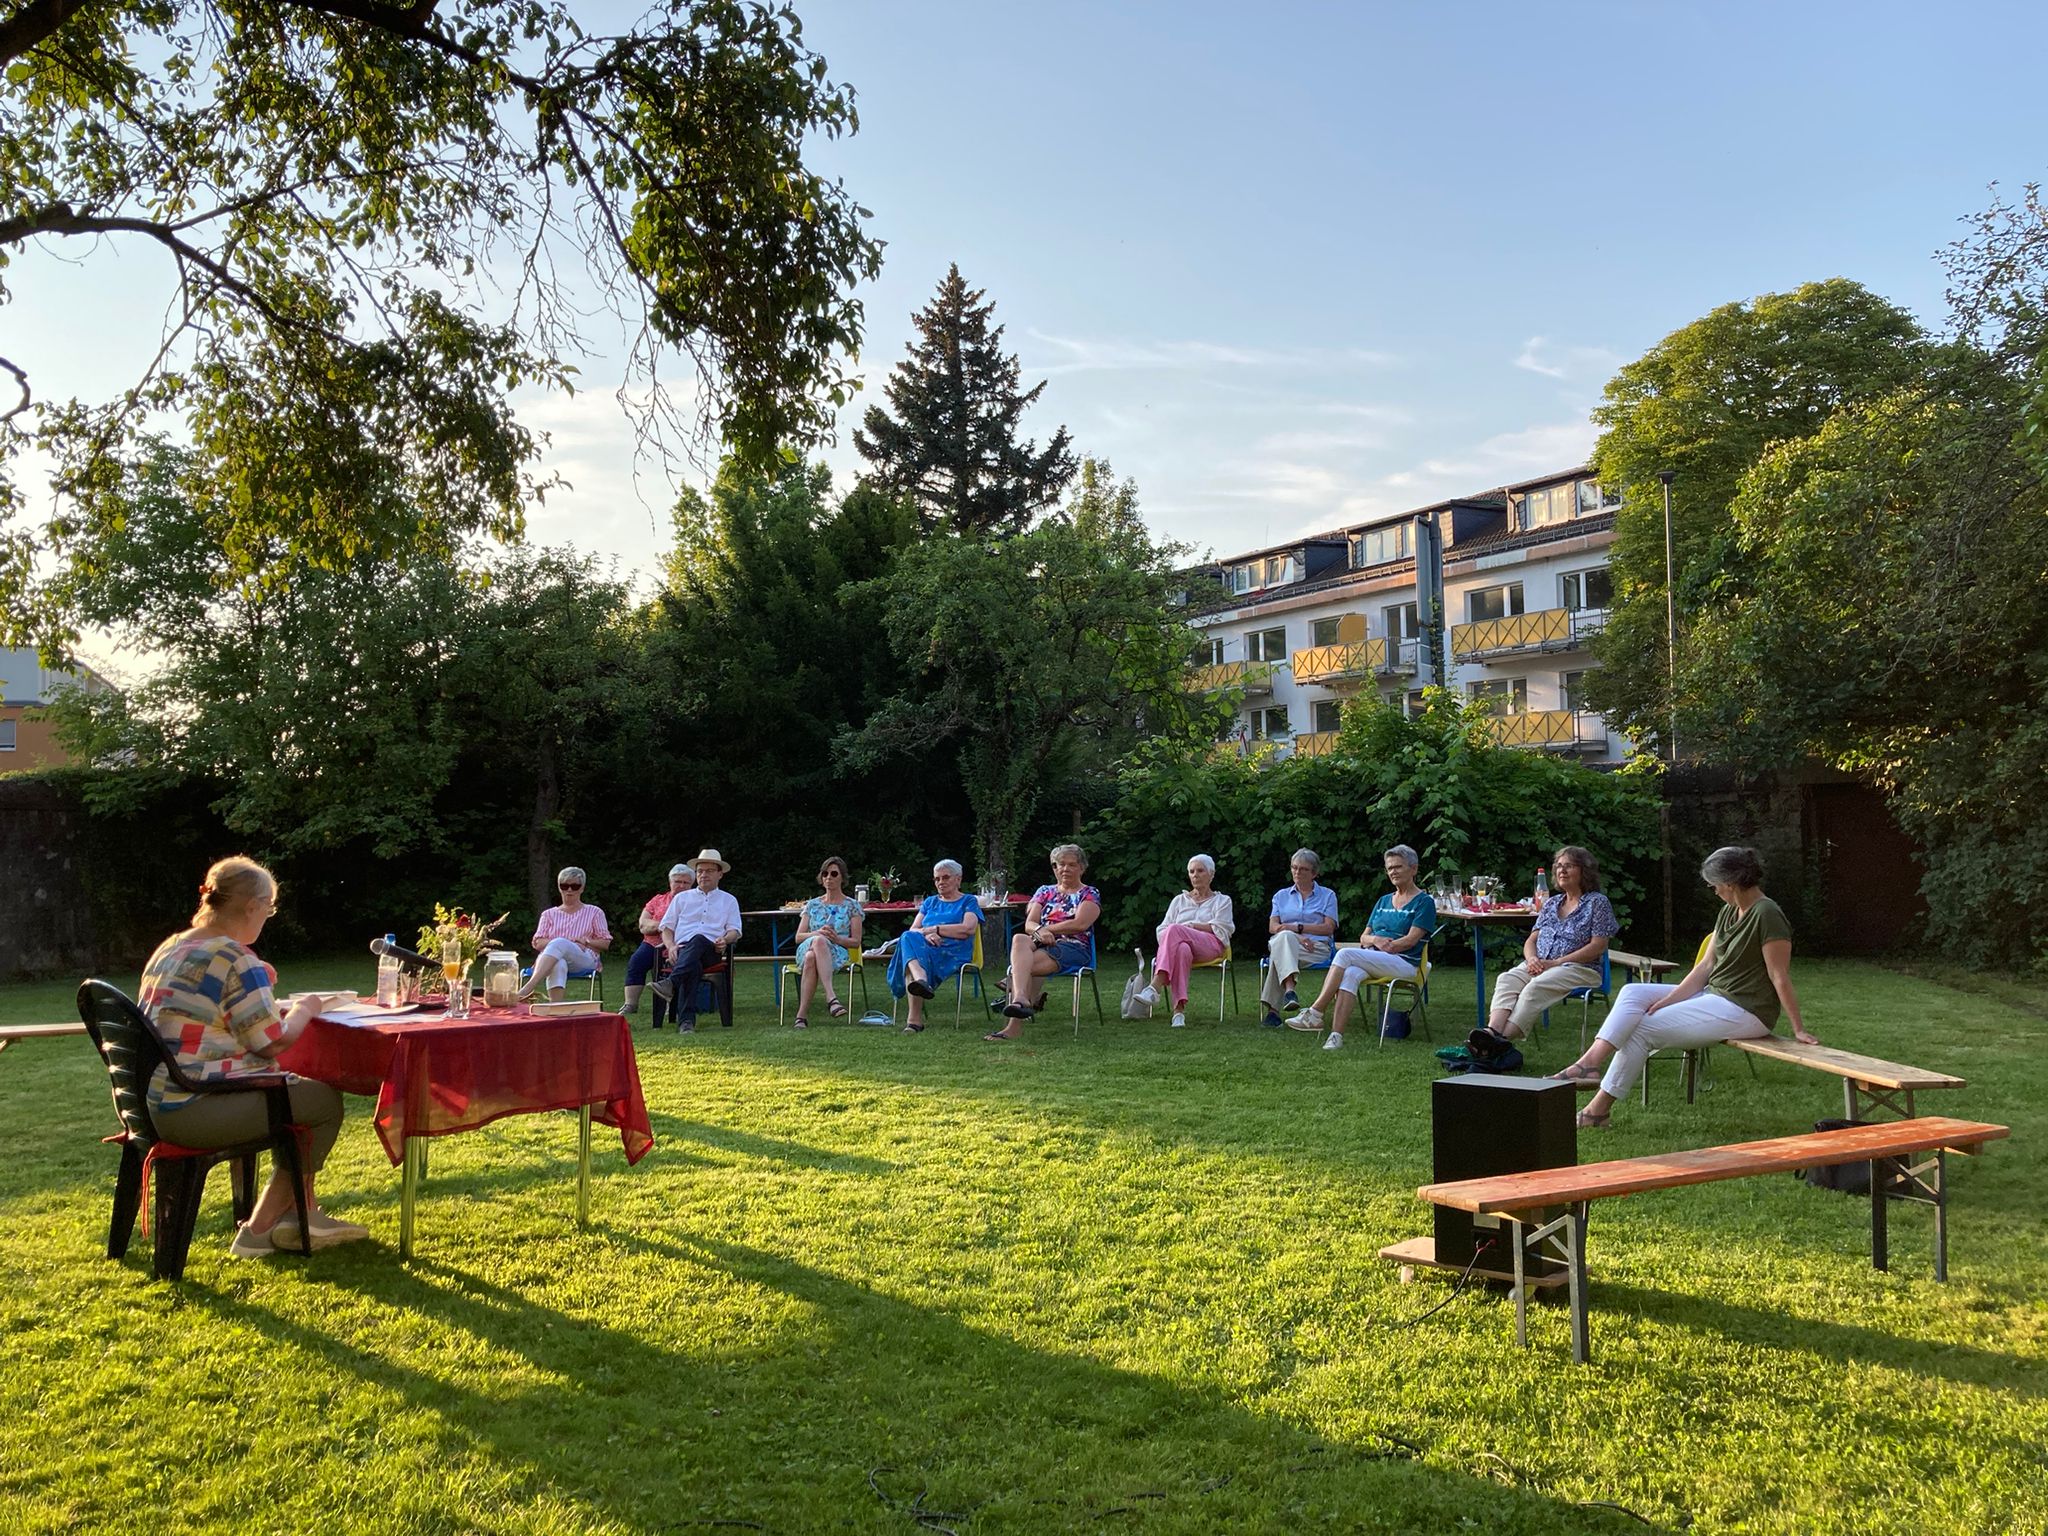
[[792, 856, 864, 1027], [889, 859, 985, 1032]]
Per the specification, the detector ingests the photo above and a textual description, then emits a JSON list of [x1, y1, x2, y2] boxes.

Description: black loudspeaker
[[1431, 1074, 1576, 1275]]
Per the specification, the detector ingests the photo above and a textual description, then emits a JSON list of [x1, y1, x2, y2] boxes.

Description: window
[[1467, 583, 1524, 624], [1247, 626, 1287, 663], [1310, 616, 1343, 648], [1561, 671, 1592, 711], [1383, 601, 1419, 640], [1265, 554, 1301, 586], [1560, 568, 1613, 612], [0, 718, 14, 750], [1406, 690, 1428, 717], [1196, 636, 1226, 667], [1577, 479, 1622, 515], [1226, 564, 1255, 595], [1352, 522, 1412, 567], [1312, 699, 1343, 734], [1249, 706, 1291, 739], [1519, 485, 1572, 528], [1468, 678, 1528, 716]]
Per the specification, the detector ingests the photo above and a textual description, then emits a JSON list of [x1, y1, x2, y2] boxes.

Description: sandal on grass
[[1576, 1108, 1610, 1130], [827, 998, 848, 1018], [792, 1016, 808, 1030], [902, 1022, 925, 1034], [1551, 1062, 1602, 1084], [982, 1027, 1021, 1042]]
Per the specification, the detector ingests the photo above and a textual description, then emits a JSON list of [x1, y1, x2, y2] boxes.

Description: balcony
[[1486, 710, 1609, 754], [1451, 607, 1606, 663], [1292, 730, 1340, 758], [1185, 660, 1276, 698], [1290, 639, 1386, 687]]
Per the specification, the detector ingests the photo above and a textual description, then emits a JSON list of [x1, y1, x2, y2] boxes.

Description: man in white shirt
[[652, 848, 743, 1030]]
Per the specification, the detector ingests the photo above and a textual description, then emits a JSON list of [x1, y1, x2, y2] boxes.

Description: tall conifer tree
[[855, 265, 1077, 536]]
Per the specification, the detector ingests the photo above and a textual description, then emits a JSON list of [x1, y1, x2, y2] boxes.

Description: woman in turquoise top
[[792, 856, 864, 1027], [889, 859, 985, 1032], [1290, 843, 1437, 1050]]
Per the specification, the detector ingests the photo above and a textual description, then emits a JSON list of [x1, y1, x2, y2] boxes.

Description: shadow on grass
[[651, 1114, 897, 1174], [179, 1233, 1645, 1535], [1589, 1278, 2046, 1402]]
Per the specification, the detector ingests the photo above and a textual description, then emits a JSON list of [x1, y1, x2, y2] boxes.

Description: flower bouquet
[[415, 905, 510, 997], [871, 868, 900, 904]]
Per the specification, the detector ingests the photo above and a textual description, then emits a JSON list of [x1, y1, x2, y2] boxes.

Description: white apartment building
[[1186, 465, 1626, 764]]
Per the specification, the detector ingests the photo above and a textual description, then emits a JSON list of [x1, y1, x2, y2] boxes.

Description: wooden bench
[[1724, 1035, 1966, 1121], [1414, 1115, 2008, 1362], [0, 1022, 88, 1055], [1607, 948, 1680, 986]]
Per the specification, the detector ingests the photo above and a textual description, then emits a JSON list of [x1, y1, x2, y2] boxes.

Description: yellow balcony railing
[[1290, 639, 1388, 685], [1186, 660, 1276, 696], [1451, 607, 1574, 661], [1292, 731, 1340, 757], [1487, 710, 1606, 751]]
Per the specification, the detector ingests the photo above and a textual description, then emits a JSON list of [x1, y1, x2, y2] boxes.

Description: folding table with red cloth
[[280, 1005, 654, 1257]]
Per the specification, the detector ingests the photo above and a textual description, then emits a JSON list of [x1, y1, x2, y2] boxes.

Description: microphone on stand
[[368, 935, 437, 971]]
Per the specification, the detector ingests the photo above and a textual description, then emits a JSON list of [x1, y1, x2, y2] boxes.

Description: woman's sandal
[[792, 1016, 808, 1030], [902, 1022, 925, 1034], [1551, 1062, 1603, 1085], [907, 976, 936, 1000], [982, 1028, 1020, 1042], [1575, 1108, 1610, 1130], [827, 998, 848, 1018]]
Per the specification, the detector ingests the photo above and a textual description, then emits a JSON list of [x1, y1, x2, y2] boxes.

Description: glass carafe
[[482, 950, 520, 1010]]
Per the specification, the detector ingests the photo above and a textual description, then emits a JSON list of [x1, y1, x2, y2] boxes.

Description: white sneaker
[[1170, 1011, 1186, 1029], [1322, 1031, 1345, 1050], [1134, 985, 1158, 1009], [1288, 1004, 1323, 1032], [226, 1222, 278, 1259]]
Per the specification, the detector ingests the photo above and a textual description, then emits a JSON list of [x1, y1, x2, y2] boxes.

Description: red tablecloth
[[279, 1007, 654, 1168]]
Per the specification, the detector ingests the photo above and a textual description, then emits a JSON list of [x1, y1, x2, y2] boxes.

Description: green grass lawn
[[1, 956, 2042, 1534]]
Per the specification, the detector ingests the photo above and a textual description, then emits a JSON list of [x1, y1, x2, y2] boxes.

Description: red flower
[[456, 913, 473, 929]]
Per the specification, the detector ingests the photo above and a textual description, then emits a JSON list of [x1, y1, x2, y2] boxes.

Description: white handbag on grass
[[1119, 948, 1154, 1019]]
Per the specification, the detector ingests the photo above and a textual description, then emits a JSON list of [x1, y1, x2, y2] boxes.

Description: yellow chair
[[1188, 948, 1240, 1022], [777, 945, 869, 1026], [1363, 939, 1433, 1048], [887, 923, 986, 1028]]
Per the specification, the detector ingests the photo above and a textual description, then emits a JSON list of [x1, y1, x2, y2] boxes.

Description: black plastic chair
[[76, 979, 314, 1279]]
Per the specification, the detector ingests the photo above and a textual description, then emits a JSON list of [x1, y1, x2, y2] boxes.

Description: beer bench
[[1413, 1116, 2008, 1363], [1723, 1035, 1965, 1121], [0, 1022, 88, 1055]]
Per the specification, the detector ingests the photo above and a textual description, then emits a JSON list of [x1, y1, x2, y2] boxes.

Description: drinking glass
[[441, 938, 471, 1018]]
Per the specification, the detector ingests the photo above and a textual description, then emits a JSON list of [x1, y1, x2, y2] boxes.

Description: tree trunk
[[528, 738, 561, 918]]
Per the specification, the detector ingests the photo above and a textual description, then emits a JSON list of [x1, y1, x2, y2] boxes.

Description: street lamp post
[[1657, 470, 1677, 955]]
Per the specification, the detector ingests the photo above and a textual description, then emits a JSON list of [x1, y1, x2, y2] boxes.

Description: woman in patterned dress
[[986, 843, 1102, 1042], [791, 855, 864, 1027]]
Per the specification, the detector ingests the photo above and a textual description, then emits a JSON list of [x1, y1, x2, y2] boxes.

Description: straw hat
[[692, 848, 732, 873]]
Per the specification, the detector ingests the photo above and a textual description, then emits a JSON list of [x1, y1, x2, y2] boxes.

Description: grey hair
[[1382, 844, 1419, 869], [1049, 842, 1088, 871], [932, 859, 964, 879], [1187, 853, 1216, 876], [1289, 847, 1321, 874], [557, 866, 588, 886], [1700, 845, 1765, 889]]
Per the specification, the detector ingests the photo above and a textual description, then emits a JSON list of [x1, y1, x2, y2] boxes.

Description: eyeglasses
[[559, 882, 583, 891], [818, 869, 842, 879]]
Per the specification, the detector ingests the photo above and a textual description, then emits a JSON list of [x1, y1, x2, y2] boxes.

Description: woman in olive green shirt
[[1553, 846, 1816, 1128]]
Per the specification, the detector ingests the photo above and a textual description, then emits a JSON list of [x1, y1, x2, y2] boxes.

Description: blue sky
[[11, 0, 2047, 639]]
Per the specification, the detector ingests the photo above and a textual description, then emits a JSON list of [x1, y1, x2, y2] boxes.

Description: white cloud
[[1024, 330, 1401, 377], [1514, 335, 1623, 383]]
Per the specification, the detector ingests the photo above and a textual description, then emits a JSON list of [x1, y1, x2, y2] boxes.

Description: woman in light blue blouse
[[889, 859, 984, 1032], [1467, 845, 1617, 1061], [1291, 844, 1437, 1050], [791, 855, 864, 1028]]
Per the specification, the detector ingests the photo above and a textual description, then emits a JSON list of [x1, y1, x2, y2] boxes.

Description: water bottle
[[376, 934, 403, 1007], [1532, 868, 1550, 908]]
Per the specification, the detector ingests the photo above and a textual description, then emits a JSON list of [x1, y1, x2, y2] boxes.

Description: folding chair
[[1063, 932, 1106, 1038], [1363, 938, 1434, 1047], [778, 948, 870, 1025], [1188, 947, 1240, 1022]]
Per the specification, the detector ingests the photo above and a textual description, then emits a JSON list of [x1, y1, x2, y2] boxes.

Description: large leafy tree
[[853, 263, 1076, 536], [837, 464, 1197, 878], [0, 0, 881, 654], [1586, 279, 1935, 745]]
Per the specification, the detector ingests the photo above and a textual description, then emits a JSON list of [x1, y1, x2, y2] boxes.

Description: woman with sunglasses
[[521, 865, 613, 1002], [791, 856, 865, 1027]]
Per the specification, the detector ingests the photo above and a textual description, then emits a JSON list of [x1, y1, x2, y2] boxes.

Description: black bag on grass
[[1798, 1119, 1872, 1195]]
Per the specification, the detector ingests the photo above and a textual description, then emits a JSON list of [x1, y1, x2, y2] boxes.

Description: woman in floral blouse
[[987, 843, 1102, 1042], [790, 855, 865, 1027], [1466, 845, 1618, 1061]]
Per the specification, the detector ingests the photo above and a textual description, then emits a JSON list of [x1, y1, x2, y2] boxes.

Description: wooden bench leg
[[1567, 1203, 1591, 1365], [1870, 1154, 1890, 1272], [1933, 1150, 1948, 1282]]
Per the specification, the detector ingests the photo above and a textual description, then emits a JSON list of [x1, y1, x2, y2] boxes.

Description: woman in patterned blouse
[[987, 843, 1101, 1041], [1466, 845, 1618, 1061], [790, 855, 865, 1027], [137, 856, 367, 1257]]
